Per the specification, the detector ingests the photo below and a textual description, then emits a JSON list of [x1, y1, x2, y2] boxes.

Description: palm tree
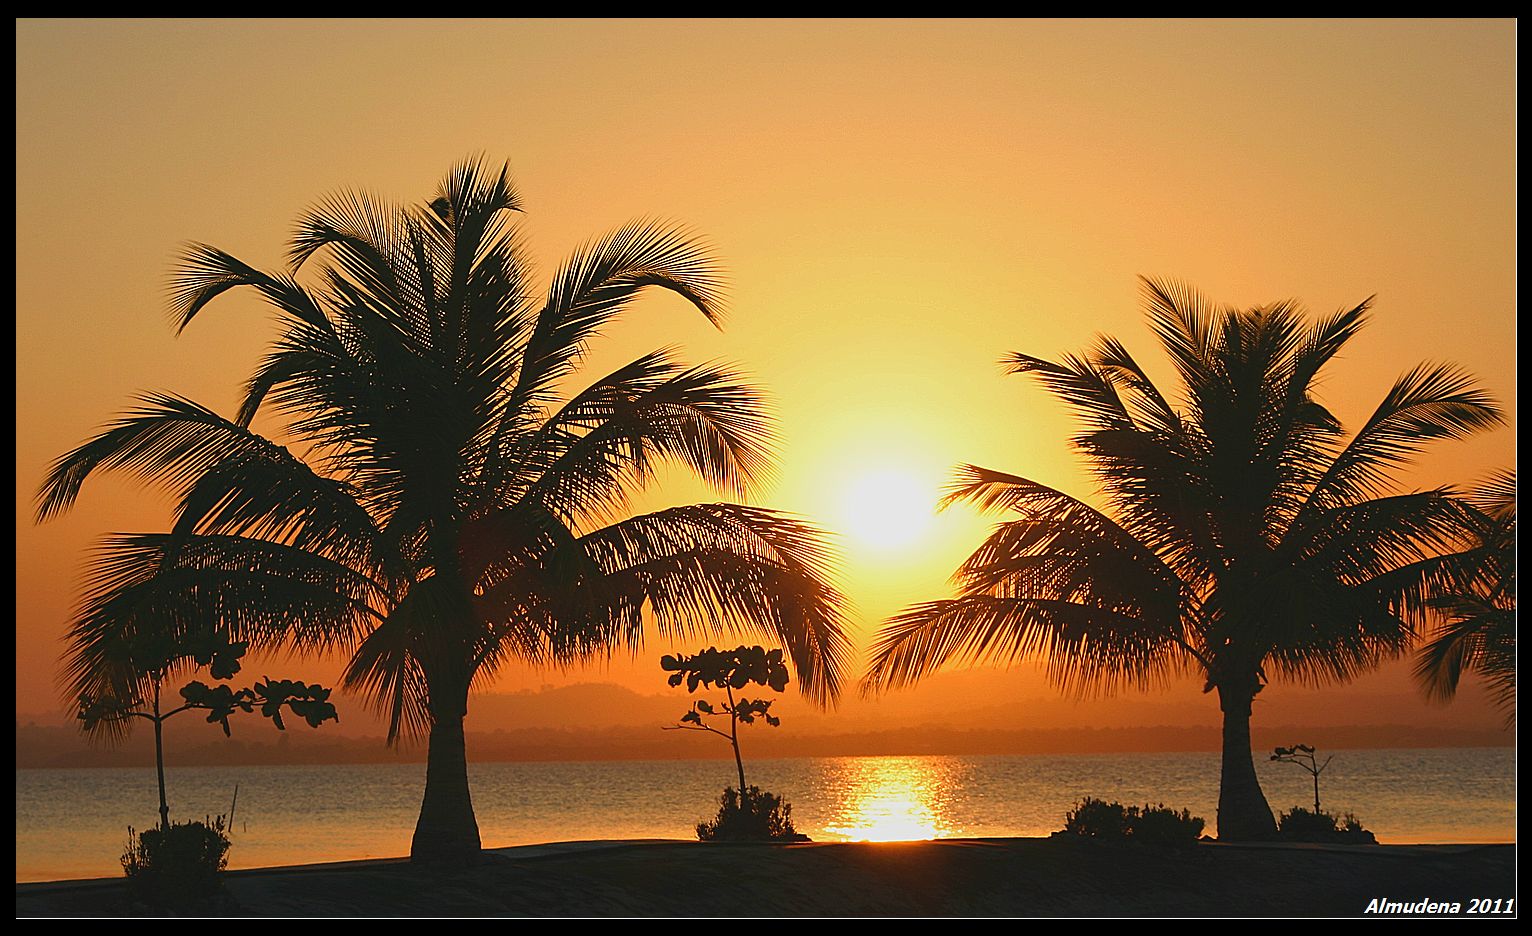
[[1414, 470, 1515, 725], [37, 158, 850, 864], [863, 278, 1502, 840]]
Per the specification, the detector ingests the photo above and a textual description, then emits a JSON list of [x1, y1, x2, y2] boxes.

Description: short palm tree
[[1414, 470, 1515, 725], [863, 278, 1502, 840], [38, 158, 850, 864]]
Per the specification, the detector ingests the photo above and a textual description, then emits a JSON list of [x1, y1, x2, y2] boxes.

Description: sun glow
[[839, 469, 936, 553], [820, 757, 959, 842]]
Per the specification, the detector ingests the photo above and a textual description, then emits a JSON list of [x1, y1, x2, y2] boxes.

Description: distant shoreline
[[16, 839, 1517, 917], [15, 721, 1514, 770]]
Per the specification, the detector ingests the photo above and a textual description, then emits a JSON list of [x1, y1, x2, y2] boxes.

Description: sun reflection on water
[[818, 756, 962, 842]]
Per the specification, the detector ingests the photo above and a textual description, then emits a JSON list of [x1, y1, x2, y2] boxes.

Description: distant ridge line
[[16, 720, 1512, 768]]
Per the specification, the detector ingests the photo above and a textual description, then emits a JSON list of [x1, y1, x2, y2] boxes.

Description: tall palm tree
[[37, 158, 850, 864], [862, 278, 1502, 840], [1414, 470, 1515, 725]]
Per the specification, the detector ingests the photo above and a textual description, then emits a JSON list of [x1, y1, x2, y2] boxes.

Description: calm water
[[15, 748, 1515, 882]]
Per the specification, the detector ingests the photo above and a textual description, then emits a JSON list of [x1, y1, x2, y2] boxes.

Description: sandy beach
[[15, 838, 1516, 917]]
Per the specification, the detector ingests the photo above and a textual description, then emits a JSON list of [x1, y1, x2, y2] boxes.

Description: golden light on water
[[820, 756, 961, 842]]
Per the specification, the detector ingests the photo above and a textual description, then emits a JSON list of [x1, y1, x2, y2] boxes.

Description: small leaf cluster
[[664, 646, 789, 730], [105, 630, 250, 682], [179, 678, 337, 736], [1271, 743, 1315, 758], [679, 696, 780, 728], [76, 633, 337, 737], [661, 645, 789, 693]]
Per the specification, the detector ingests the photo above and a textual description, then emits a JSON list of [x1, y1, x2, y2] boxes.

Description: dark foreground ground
[[16, 838, 1516, 917]]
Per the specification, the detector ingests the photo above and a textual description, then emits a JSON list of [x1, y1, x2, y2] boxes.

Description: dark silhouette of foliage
[[865, 279, 1503, 841], [122, 815, 231, 913], [38, 158, 850, 865], [695, 786, 805, 842], [77, 631, 336, 829], [663, 647, 808, 842], [1061, 797, 1205, 846], [1270, 743, 1332, 815], [1277, 806, 1376, 844], [1062, 797, 1132, 838], [662, 645, 788, 796], [1131, 804, 1207, 845], [1414, 470, 1516, 726]]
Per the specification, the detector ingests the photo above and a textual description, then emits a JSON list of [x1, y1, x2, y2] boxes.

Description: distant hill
[[20, 669, 1512, 768], [17, 696, 1512, 770]]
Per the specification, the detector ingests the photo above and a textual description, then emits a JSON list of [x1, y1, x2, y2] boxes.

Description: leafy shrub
[[122, 816, 231, 911], [1063, 797, 1132, 838], [696, 786, 807, 842], [1131, 803, 1206, 845], [1277, 806, 1376, 844], [1338, 812, 1373, 839], [1061, 797, 1206, 845]]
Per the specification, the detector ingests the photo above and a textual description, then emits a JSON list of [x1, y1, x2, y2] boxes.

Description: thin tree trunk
[[1216, 687, 1276, 840], [410, 706, 482, 865], [153, 678, 169, 830], [726, 685, 747, 795]]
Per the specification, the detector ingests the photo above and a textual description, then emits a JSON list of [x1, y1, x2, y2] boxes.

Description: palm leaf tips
[[44, 160, 849, 785]]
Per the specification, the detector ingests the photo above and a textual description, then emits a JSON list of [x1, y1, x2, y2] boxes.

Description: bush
[[1063, 797, 1131, 838], [696, 786, 808, 842], [1277, 806, 1376, 844], [1131, 803, 1206, 845], [122, 816, 231, 911], [1060, 798, 1206, 846]]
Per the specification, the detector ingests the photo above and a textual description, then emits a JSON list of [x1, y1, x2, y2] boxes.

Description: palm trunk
[[1215, 686, 1276, 840], [410, 702, 482, 865]]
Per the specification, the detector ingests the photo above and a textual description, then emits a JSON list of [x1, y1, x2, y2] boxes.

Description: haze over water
[[16, 748, 1513, 883]]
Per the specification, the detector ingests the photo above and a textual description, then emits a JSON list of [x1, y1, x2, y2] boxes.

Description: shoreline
[[17, 838, 1517, 917]]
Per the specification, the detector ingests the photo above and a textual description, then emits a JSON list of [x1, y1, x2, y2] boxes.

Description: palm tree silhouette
[[37, 158, 850, 864], [1414, 470, 1515, 726], [862, 278, 1502, 840]]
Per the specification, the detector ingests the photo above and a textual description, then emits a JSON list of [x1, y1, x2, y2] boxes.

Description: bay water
[[15, 747, 1514, 883]]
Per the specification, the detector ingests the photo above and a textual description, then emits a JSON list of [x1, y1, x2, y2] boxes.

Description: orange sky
[[15, 20, 1516, 739]]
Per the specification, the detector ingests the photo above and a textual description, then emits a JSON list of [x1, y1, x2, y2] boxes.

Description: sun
[[839, 468, 936, 552]]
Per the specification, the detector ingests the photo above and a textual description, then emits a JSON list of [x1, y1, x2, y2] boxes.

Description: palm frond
[[1003, 351, 1135, 434], [863, 596, 1188, 698], [507, 219, 725, 414], [171, 442, 387, 574], [572, 504, 850, 706], [63, 533, 385, 720], [1412, 470, 1515, 722], [866, 284, 1504, 716], [341, 603, 432, 745], [37, 394, 285, 522], [168, 245, 338, 340], [1305, 363, 1504, 510], [514, 359, 776, 528]]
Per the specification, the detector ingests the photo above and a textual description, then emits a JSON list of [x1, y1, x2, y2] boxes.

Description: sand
[[15, 838, 1516, 918]]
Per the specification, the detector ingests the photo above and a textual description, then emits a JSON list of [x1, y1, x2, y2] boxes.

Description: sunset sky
[[15, 19, 1516, 740]]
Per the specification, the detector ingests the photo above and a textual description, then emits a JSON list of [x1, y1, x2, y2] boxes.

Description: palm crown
[[1414, 470, 1515, 724], [39, 159, 850, 862], [864, 278, 1502, 839]]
